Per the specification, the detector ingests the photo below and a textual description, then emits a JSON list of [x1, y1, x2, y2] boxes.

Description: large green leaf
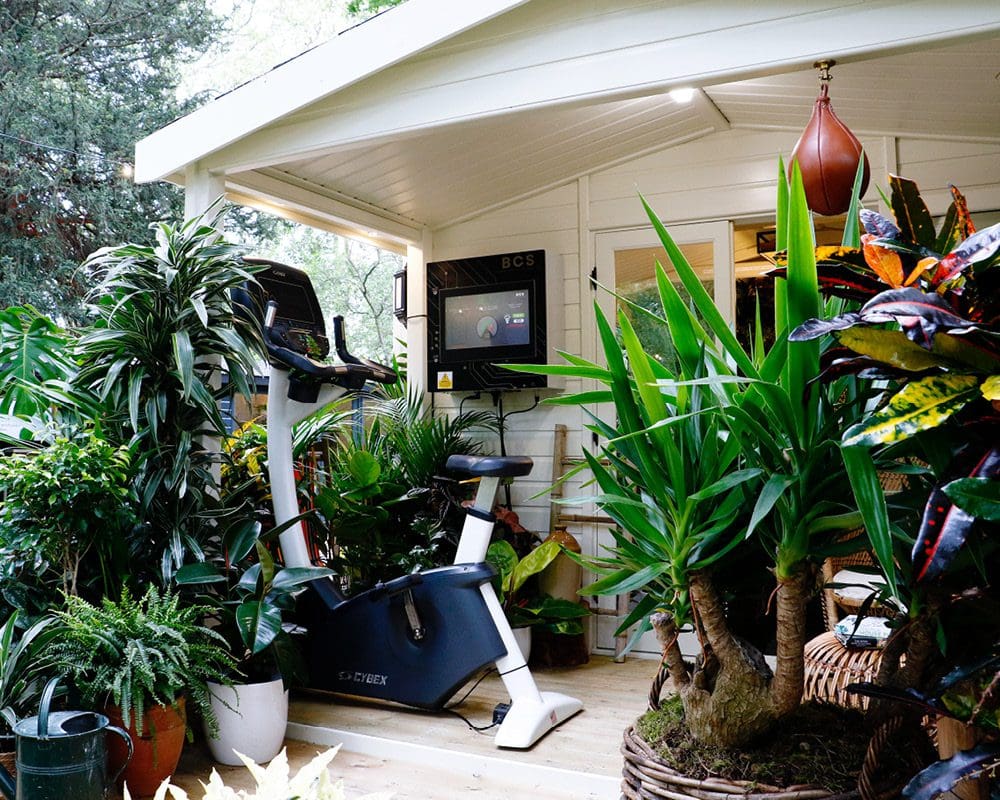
[[844, 374, 980, 447], [508, 541, 564, 597], [746, 473, 794, 539], [640, 195, 759, 379], [944, 477, 1000, 522], [842, 445, 898, 599], [841, 154, 867, 249], [486, 540, 518, 596], [783, 161, 821, 438], [236, 600, 283, 655]]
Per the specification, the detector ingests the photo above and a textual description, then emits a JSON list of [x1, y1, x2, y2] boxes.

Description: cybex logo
[[338, 670, 388, 686], [500, 253, 535, 269]]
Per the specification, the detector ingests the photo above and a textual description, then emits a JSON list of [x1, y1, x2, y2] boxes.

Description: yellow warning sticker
[[437, 371, 454, 390]]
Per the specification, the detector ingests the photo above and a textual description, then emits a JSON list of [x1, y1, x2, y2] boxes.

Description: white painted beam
[[405, 228, 432, 396], [134, 0, 531, 183], [184, 165, 226, 218], [180, 0, 1000, 178], [227, 170, 422, 245]]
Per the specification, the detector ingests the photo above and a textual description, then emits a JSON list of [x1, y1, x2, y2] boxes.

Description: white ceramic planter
[[512, 625, 532, 662], [205, 678, 288, 765]]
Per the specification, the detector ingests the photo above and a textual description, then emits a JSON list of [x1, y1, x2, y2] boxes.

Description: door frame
[[588, 220, 734, 657]]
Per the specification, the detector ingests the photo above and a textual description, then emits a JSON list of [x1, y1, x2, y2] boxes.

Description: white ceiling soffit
[[230, 34, 1000, 231], [254, 91, 726, 230], [710, 37, 1000, 141], [136, 0, 1000, 234]]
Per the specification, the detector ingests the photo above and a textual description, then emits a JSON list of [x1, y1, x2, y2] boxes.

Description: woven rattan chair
[[803, 468, 912, 711], [803, 543, 892, 710]]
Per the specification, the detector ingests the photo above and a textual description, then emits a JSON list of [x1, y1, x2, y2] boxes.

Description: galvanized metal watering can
[[0, 678, 133, 800]]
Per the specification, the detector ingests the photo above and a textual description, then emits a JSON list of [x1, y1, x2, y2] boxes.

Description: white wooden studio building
[[136, 0, 1000, 660]]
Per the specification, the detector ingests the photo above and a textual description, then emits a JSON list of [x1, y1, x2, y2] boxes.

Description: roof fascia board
[[134, 0, 531, 183], [192, 0, 1000, 177]]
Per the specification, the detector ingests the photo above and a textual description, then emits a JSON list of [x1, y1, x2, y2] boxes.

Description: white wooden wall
[[426, 128, 1000, 553]]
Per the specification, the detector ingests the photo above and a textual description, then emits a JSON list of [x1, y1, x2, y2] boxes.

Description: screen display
[[443, 287, 531, 351], [260, 277, 318, 326]]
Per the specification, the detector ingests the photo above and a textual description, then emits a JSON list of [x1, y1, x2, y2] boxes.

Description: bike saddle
[[445, 454, 533, 478]]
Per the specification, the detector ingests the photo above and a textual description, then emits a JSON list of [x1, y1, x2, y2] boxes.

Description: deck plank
[[170, 656, 660, 799]]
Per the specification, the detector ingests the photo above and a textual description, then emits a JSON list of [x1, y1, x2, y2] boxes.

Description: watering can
[[0, 678, 132, 800]]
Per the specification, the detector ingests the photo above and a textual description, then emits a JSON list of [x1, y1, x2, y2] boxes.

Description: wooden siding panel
[[895, 140, 1000, 215]]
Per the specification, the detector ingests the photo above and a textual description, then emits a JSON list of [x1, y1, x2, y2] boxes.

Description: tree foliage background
[[252, 227, 402, 365], [1, 0, 407, 343], [0, 0, 231, 320]]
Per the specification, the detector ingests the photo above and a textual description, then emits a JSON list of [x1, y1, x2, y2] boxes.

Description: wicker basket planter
[[622, 724, 858, 800]]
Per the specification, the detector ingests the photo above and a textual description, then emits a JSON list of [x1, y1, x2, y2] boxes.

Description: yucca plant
[[508, 160, 873, 748], [75, 202, 265, 583], [49, 586, 235, 736]]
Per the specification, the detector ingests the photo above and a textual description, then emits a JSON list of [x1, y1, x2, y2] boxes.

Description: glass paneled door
[[590, 222, 733, 657]]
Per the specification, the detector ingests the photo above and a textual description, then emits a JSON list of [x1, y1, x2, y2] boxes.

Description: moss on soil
[[636, 696, 868, 794]]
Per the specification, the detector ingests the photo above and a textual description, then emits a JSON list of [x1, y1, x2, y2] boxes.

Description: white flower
[[124, 746, 390, 800]]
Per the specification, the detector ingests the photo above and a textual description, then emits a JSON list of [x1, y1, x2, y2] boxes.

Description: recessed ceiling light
[[669, 87, 696, 104]]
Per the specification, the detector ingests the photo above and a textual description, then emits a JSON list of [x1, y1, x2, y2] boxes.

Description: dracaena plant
[[507, 160, 874, 748], [790, 177, 1000, 799], [74, 201, 266, 584]]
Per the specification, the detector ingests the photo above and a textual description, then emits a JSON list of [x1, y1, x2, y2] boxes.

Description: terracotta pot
[[106, 697, 186, 798]]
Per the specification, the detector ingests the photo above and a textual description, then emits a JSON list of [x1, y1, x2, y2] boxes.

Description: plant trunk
[[770, 566, 812, 717], [678, 572, 777, 748], [651, 611, 689, 690]]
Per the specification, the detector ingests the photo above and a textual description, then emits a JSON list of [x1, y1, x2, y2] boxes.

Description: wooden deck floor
[[171, 655, 660, 799]]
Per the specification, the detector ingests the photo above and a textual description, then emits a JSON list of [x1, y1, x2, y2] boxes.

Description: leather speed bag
[[789, 88, 870, 216]]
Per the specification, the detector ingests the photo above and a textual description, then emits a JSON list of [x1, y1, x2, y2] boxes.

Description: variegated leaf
[[843, 374, 980, 447], [933, 333, 1000, 373], [862, 235, 905, 287], [788, 312, 861, 341], [859, 288, 975, 348], [860, 208, 901, 239], [913, 447, 1000, 581], [983, 375, 1000, 401], [890, 174, 937, 249], [779, 259, 884, 302], [838, 327, 944, 372], [934, 185, 976, 255], [933, 222, 1000, 284]]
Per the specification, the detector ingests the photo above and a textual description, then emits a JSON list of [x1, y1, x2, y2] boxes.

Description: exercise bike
[[241, 259, 582, 749]]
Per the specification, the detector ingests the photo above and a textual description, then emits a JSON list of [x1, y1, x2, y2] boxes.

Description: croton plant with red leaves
[[791, 176, 999, 583], [789, 176, 1000, 799]]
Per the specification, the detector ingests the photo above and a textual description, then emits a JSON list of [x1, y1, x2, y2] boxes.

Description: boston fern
[[50, 586, 235, 736]]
